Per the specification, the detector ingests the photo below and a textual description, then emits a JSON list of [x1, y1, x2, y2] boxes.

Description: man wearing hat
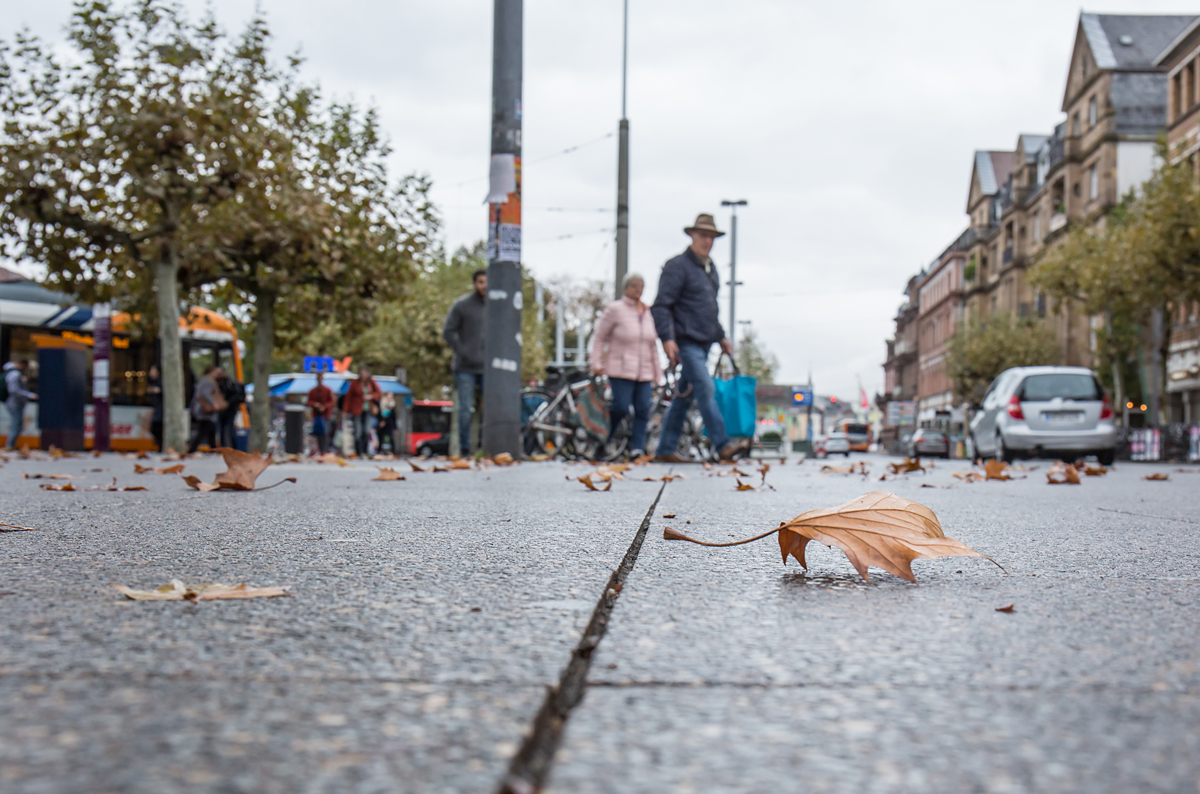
[[650, 213, 746, 462]]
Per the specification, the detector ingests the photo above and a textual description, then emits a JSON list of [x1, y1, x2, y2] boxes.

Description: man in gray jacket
[[442, 269, 488, 455], [4, 360, 36, 450]]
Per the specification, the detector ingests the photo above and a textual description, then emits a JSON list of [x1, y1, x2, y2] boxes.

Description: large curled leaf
[[665, 491, 999, 584]]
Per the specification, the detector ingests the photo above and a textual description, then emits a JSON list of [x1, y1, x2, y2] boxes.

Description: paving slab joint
[[497, 481, 668, 794]]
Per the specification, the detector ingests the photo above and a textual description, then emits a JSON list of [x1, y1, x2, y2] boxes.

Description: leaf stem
[[663, 525, 782, 547]]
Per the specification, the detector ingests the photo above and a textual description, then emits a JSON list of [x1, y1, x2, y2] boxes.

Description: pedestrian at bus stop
[[345, 366, 382, 457], [650, 213, 749, 463], [216, 369, 245, 449], [306, 371, 336, 454], [591, 272, 661, 459], [187, 365, 226, 453], [3, 359, 37, 450], [442, 269, 487, 455]]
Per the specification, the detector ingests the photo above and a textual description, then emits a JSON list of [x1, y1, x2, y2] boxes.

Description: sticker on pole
[[491, 358, 518, 373]]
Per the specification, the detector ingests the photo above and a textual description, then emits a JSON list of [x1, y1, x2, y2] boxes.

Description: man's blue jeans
[[455, 371, 483, 454], [655, 343, 728, 456]]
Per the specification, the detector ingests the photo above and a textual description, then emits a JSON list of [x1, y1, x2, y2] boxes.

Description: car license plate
[[1042, 411, 1083, 422]]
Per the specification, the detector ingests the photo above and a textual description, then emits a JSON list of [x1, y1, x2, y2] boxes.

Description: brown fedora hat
[[683, 213, 726, 237]]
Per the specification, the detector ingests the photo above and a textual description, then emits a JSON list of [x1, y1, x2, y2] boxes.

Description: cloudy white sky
[[5, 1, 1192, 398]]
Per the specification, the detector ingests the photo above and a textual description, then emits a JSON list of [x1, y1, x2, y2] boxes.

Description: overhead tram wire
[[447, 131, 616, 189]]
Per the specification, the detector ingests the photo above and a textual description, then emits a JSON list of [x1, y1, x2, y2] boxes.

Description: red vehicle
[[409, 400, 452, 457]]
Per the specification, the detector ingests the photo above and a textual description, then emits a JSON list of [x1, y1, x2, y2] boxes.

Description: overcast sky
[[5, 1, 1191, 398]]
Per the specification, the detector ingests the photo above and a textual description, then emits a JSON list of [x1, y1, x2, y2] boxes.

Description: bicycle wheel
[[530, 395, 576, 458], [521, 390, 552, 456]]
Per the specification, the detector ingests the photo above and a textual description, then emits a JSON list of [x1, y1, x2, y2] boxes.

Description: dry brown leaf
[[984, 460, 1014, 480], [23, 473, 74, 480], [821, 464, 853, 474], [48, 446, 80, 459], [734, 479, 756, 491], [1144, 472, 1170, 481], [1, 522, 38, 532], [86, 478, 148, 492], [888, 458, 927, 475], [1175, 468, 1197, 473], [578, 474, 612, 492], [664, 491, 1000, 584], [1047, 464, 1081, 485], [40, 483, 76, 491], [212, 448, 272, 490], [527, 453, 553, 462], [372, 467, 406, 481], [1082, 464, 1108, 476], [447, 458, 473, 470], [134, 463, 185, 474], [491, 452, 516, 466], [995, 604, 1015, 613], [662, 514, 677, 518], [181, 474, 220, 492], [631, 453, 654, 465], [408, 460, 429, 472], [952, 470, 984, 482], [643, 474, 684, 482], [111, 579, 290, 602]]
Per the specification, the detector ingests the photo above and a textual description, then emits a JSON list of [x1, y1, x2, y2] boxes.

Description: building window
[[1072, 112, 1080, 136], [1090, 166, 1098, 200], [1188, 61, 1197, 109], [1033, 210, 1041, 239], [1088, 95, 1096, 127], [1174, 72, 1183, 121], [1073, 182, 1081, 198]]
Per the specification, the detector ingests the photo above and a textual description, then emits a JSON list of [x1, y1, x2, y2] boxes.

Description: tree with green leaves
[[945, 317, 1060, 404], [734, 327, 778, 384], [0, 0, 270, 451]]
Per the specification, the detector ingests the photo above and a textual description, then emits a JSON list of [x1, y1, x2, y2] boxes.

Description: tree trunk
[[1158, 303, 1173, 425], [155, 253, 186, 453], [249, 289, 276, 454]]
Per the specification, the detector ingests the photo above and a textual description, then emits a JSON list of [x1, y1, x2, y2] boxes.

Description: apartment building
[[1156, 18, 1200, 422], [883, 12, 1194, 436]]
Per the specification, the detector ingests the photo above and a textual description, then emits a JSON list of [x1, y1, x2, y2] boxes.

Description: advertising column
[[92, 302, 112, 452]]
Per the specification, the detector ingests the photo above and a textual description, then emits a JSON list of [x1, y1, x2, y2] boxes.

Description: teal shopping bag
[[714, 358, 757, 438]]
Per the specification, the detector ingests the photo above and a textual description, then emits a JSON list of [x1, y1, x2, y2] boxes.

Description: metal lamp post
[[614, 0, 631, 300], [720, 199, 747, 339]]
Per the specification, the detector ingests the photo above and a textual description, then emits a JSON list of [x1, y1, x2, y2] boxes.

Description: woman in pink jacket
[[590, 273, 662, 457]]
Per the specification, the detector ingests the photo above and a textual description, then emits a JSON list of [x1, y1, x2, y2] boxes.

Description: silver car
[[970, 366, 1117, 465]]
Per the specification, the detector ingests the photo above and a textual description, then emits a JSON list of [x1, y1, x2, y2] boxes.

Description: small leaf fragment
[[372, 467, 406, 481], [1144, 472, 1170, 481], [995, 604, 1015, 613]]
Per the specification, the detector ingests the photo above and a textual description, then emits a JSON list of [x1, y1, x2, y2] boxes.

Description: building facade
[[1157, 18, 1200, 422]]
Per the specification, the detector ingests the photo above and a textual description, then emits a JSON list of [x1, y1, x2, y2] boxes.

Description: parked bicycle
[[523, 366, 627, 461]]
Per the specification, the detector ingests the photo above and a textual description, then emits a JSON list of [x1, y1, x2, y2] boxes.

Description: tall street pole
[[483, 0, 523, 456], [614, 0, 630, 300], [720, 199, 747, 343]]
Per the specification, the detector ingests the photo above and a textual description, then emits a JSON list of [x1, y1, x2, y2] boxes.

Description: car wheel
[[995, 433, 1015, 464], [418, 444, 433, 458], [1097, 448, 1115, 466]]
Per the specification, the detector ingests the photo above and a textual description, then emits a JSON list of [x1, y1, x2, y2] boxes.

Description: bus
[[1, 267, 244, 450], [838, 419, 873, 452]]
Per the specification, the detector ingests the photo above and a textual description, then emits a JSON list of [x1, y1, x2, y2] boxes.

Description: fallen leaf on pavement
[[409, 460, 429, 472], [578, 474, 612, 492], [527, 453, 552, 462], [372, 467, 406, 481], [821, 464, 854, 474], [952, 470, 985, 482], [48, 446, 80, 459], [312, 452, 350, 466], [447, 458, 473, 470], [181, 449, 296, 492], [1082, 464, 1108, 476], [734, 479, 755, 491], [643, 474, 684, 482], [491, 452, 515, 466], [664, 491, 1001, 584], [1047, 464, 1081, 484], [985, 461, 1015, 481], [1144, 472, 1170, 481], [995, 604, 1015, 613], [23, 473, 74, 480], [662, 514, 677, 518], [86, 478, 148, 491], [40, 483, 76, 491], [1, 522, 38, 532], [134, 463, 185, 474], [888, 458, 926, 475], [112, 579, 290, 602]]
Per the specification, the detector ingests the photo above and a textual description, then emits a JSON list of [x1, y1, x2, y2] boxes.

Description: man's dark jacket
[[443, 292, 487, 374], [651, 247, 726, 348]]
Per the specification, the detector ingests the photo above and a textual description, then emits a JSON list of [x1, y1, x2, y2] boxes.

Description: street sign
[[792, 387, 813, 406], [304, 356, 336, 373]]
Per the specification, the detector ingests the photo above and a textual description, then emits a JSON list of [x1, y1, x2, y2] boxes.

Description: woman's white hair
[[622, 272, 645, 289]]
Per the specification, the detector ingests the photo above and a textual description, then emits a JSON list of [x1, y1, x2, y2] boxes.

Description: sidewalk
[[2, 453, 1198, 792]]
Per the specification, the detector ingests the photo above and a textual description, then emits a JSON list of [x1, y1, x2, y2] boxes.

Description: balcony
[[1049, 213, 1068, 233]]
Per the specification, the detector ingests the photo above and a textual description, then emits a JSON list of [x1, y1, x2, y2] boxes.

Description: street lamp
[[614, 0, 631, 300], [720, 199, 747, 340]]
